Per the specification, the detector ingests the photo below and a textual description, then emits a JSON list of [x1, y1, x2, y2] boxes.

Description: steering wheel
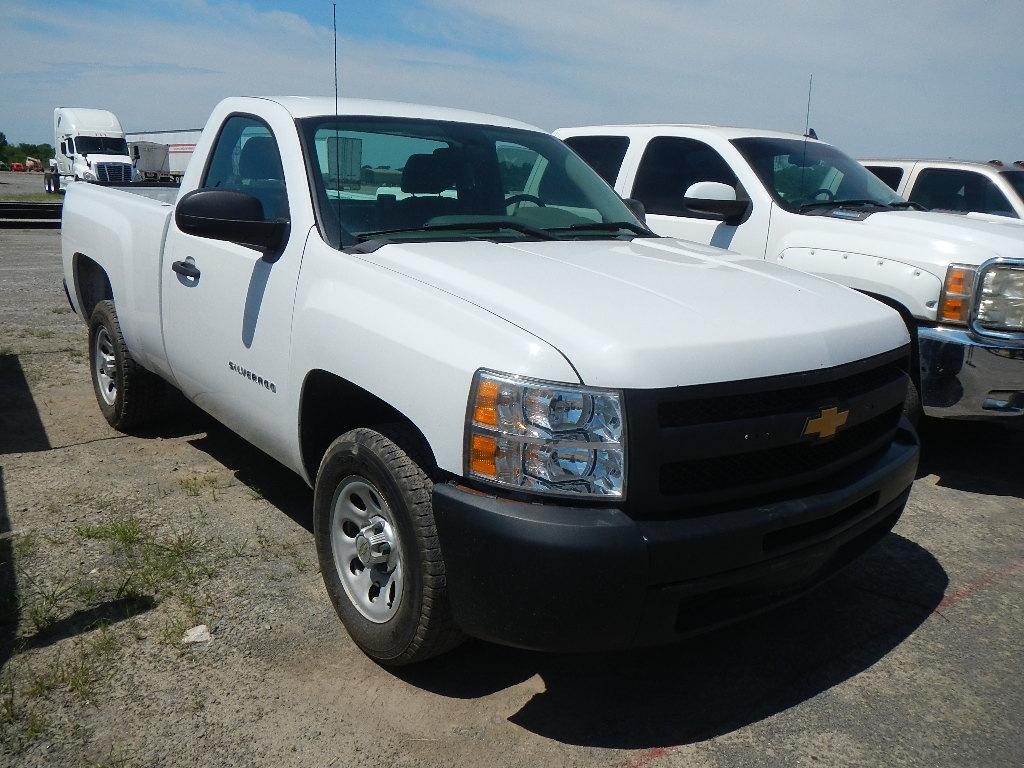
[[810, 189, 835, 202], [504, 193, 545, 208]]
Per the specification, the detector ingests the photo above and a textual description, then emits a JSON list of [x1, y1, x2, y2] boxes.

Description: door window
[[562, 136, 630, 185], [202, 115, 289, 221], [909, 168, 1015, 217], [865, 165, 904, 191], [632, 137, 739, 217]]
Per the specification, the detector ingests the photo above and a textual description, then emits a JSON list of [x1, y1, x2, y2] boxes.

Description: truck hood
[[783, 208, 1024, 279], [362, 237, 908, 389]]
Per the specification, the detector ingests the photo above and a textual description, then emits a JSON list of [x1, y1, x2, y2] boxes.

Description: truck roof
[[253, 96, 543, 132], [860, 158, 1024, 171], [557, 124, 820, 143]]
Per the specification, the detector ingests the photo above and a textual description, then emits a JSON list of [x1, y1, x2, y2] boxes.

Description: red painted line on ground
[[935, 558, 1024, 612]]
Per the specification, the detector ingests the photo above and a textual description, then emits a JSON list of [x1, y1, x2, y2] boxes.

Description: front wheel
[[313, 427, 463, 665]]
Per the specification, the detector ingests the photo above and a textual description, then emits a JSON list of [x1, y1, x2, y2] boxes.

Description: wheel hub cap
[[330, 476, 404, 623], [93, 327, 117, 406]]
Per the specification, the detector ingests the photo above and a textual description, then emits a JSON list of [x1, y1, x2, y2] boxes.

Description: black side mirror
[[623, 197, 647, 225], [682, 196, 752, 225], [175, 189, 289, 253]]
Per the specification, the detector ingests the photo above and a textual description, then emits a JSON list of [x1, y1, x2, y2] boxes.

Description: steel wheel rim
[[93, 327, 117, 406], [330, 475, 404, 623]]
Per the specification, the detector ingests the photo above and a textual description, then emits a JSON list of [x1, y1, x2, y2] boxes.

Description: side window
[[632, 137, 739, 217], [59, 140, 67, 156], [202, 115, 288, 220], [866, 165, 904, 191], [563, 135, 630, 185], [909, 168, 1014, 216]]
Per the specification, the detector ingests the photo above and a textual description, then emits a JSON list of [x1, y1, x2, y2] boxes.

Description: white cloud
[[1, 0, 1021, 160]]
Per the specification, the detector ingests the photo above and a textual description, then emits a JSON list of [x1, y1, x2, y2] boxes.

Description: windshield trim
[[730, 136, 905, 215], [297, 115, 645, 251]]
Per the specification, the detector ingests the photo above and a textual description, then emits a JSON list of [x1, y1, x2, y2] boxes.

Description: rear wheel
[[313, 426, 463, 665], [88, 300, 165, 431]]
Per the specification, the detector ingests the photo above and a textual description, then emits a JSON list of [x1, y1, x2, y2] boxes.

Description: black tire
[[313, 426, 463, 665], [87, 300, 164, 431], [44, 176, 51, 193]]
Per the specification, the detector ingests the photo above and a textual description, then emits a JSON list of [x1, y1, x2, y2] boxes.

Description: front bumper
[[919, 325, 1024, 418], [432, 423, 918, 653]]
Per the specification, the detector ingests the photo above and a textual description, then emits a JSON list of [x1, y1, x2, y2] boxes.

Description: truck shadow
[[917, 418, 1024, 498], [397, 533, 946, 749], [0, 354, 51, 454]]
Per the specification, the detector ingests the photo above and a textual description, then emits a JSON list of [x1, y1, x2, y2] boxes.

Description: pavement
[[0, 227, 1021, 767]]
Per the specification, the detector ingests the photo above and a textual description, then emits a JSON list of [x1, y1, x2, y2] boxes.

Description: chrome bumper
[[918, 326, 1024, 418]]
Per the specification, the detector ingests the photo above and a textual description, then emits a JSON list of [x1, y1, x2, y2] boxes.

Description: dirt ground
[[1, 228, 1022, 768]]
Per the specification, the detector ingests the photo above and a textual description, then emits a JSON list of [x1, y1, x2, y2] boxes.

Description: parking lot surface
[[1, 228, 1021, 767]]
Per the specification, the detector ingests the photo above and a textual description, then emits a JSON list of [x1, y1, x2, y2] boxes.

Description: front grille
[[658, 360, 905, 427], [659, 406, 901, 496], [97, 163, 132, 183], [623, 347, 910, 518]]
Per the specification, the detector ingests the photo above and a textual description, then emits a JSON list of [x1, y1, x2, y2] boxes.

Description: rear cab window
[[562, 135, 630, 185], [865, 165, 904, 192]]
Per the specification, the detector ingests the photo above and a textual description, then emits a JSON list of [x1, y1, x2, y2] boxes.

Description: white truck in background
[[60, 96, 918, 665], [862, 158, 1024, 222], [556, 124, 1024, 420], [126, 129, 201, 184], [45, 107, 134, 192]]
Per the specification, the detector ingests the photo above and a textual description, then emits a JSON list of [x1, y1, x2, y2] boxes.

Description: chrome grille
[[96, 163, 132, 183]]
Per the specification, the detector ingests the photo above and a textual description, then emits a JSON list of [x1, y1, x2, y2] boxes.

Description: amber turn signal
[[938, 265, 976, 325]]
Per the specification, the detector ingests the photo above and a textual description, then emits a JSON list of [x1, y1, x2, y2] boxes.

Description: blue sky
[[2, 0, 1022, 160]]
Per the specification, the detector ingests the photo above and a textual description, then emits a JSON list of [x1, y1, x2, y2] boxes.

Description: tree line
[[0, 131, 56, 166]]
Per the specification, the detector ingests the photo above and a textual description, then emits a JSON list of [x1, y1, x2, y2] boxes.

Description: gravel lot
[[1, 228, 1021, 767], [0, 171, 49, 200]]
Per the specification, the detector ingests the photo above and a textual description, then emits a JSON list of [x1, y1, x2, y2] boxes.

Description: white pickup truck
[[556, 126, 1024, 420], [861, 158, 1024, 221], [61, 97, 918, 665]]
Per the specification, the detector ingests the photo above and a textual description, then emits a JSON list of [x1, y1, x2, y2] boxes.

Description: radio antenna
[[804, 73, 814, 138], [333, 2, 341, 248], [798, 73, 814, 199]]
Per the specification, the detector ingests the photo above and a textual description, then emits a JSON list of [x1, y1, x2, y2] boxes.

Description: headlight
[[976, 263, 1024, 333], [465, 370, 626, 498], [82, 171, 97, 181]]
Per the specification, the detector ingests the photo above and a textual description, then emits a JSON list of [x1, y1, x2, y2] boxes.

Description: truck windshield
[[74, 136, 129, 156], [299, 116, 648, 247], [732, 137, 904, 214]]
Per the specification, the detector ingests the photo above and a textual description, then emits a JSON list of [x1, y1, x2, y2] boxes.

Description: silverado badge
[[803, 406, 849, 440]]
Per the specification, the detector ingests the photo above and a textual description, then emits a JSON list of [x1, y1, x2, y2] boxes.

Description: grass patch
[[75, 516, 143, 548], [0, 192, 61, 203], [178, 474, 219, 498]]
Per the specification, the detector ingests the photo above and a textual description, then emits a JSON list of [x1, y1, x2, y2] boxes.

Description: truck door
[[625, 136, 769, 254], [160, 114, 304, 455]]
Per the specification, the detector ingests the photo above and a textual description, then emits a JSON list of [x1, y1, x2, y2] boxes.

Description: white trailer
[[125, 129, 201, 184]]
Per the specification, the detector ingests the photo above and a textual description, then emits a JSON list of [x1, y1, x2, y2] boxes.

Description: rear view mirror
[[682, 181, 751, 225], [175, 189, 289, 254]]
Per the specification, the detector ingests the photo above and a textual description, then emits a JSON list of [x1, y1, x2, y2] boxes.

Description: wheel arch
[[72, 253, 114, 320], [298, 369, 442, 485], [860, 291, 921, 387]]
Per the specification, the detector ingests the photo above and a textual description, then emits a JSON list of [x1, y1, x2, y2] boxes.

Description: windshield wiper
[[799, 199, 892, 212], [545, 221, 654, 236], [356, 220, 556, 242]]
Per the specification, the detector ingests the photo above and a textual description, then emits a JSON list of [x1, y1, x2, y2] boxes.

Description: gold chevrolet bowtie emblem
[[803, 406, 849, 440]]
